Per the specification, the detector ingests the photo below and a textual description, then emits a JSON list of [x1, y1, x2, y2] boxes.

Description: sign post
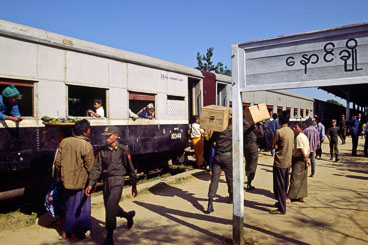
[[231, 45, 245, 244], [231, 22, 368, 244]]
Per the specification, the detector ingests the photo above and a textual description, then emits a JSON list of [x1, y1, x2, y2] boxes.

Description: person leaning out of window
[[0, 84, 22, 123]]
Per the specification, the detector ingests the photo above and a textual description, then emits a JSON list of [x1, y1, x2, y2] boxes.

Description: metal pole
[[231, 45, 244, 245]]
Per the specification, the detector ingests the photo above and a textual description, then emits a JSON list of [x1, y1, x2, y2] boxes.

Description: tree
[[326, 99, 343, 107], [195, 47, 232, 76]]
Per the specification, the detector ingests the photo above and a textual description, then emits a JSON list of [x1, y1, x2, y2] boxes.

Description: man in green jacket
[[55, 119, 95, 240], [86, 126, 137, 245]]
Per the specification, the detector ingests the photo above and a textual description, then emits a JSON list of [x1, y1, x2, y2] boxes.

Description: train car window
[[68, 85, 107, 117], [167, 95, 185, 101], [277, 106, 283, 115], [267, 105, 273, 114], [0, 78, 34, 117], [129, 92, 155, 119]]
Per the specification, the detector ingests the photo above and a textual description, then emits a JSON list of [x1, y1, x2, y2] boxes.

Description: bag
[[44, 181, 65, 217], [44, 181, 58, 217]]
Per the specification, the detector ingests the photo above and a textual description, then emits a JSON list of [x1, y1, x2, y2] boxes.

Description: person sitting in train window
[[87, 98, 105, 118], [0, 84, 22, 123], [137, 103, 155, 119]]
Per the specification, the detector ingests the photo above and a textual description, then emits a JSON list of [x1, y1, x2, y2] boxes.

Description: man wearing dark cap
[[0, 84, 22, 122], [85, 126, 138, 245]]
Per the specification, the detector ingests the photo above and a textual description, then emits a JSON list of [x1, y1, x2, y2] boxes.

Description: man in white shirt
[[287, 122, 310, 203]]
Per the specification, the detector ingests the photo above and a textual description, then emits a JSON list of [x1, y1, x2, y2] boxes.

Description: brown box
[[244, 103, 270, 125], [200, 105, 231, 132]]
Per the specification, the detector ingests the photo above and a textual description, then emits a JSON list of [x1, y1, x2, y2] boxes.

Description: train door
[[188, 77, 202, 119], [217, 83, 227, 106]]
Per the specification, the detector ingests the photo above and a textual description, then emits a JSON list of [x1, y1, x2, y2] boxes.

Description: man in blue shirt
[[137, 103, 155, 119], [0, 84, 22, 123], [364, 122, 368, 157], [347, 114, 360, 156], [268, 113, 280, 156], [314, 116, 325, 159]]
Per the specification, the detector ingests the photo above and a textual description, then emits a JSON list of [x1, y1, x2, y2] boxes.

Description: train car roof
[[0, 20, 203, 79], [270, 90, 314, 102], [215, 73, 232, 84]]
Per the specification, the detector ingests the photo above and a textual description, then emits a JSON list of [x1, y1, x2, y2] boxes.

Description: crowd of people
[[189, 109, 368, 215]]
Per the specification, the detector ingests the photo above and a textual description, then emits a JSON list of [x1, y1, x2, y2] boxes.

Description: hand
[[10, 116, 22, 123], [306, 160, 311, 167], [132, 187, 138, 197], [85, 186, 93, 197]]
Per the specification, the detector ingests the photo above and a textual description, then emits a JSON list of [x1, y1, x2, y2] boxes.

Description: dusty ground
[[0, 137, 367, 245]]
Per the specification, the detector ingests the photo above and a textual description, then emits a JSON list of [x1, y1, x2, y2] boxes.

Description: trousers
[[208, 154, 233, 198], [103, 176, 129, 231], [352, 134, 359, 156], [244, 143, 258, 182], [273, 166, 289, 214]]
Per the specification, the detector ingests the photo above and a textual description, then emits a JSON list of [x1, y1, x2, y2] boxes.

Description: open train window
[[129, 92, 155, 119], [68, 85, 107, 117], [0, 78, 34, 117]]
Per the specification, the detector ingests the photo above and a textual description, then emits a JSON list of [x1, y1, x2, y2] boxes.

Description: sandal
[[269, 209, 285, 215], [298, 198, 306, 203]]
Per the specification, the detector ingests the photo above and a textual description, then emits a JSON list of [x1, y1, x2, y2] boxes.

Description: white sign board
[[230, 22, 368, 244], [234, 23, 368, 91]]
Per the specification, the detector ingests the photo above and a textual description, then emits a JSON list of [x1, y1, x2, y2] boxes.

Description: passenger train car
[[0, 20, 232, 200]]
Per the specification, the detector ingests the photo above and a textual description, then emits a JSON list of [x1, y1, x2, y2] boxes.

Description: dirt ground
[[0, 137, 367, 245]]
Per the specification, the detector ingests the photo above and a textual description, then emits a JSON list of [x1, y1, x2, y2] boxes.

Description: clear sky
[[1, 0, 367, 104]]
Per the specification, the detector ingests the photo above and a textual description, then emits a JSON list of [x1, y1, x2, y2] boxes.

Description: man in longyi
[[287, 122, 310, 203]]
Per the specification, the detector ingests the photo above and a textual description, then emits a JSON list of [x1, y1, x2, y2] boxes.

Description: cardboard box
[[244, 103, 270, 125], [200, 105, 231, 132]]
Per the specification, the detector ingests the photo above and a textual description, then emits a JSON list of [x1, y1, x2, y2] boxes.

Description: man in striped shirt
[[303, 119, 320, 177]]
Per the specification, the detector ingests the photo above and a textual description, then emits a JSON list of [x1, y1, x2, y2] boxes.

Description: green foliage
[[0, 210, 37, 231], [196, 47, 232, 76], [326, 99, 343, 107]]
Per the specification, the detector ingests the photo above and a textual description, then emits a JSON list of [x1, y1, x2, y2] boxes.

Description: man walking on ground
[[244, 120, 264, 191], [303, 119, 320, 177], [287, 122, 310, 203], [347, 114, 360, 156], [327, 119, 340, 162], [55, 119, 95, 240], [269, 111, 294, 215], [315, 116, 325, 159], [364, 123, 368, 157], [338, 115, 347, 144], [206, 118, 233, 214], [86, 126, 138, 245]]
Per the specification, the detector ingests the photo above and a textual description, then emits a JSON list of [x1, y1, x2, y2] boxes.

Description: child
[[327, 119, 339, 162], [88, 99, 105, 118]]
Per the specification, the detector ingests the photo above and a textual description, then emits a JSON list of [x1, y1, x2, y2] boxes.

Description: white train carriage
[[0, 20, 208, 199]]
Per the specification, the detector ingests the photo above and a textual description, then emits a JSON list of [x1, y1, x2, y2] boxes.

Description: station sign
[[232, 23, 368, 91]]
